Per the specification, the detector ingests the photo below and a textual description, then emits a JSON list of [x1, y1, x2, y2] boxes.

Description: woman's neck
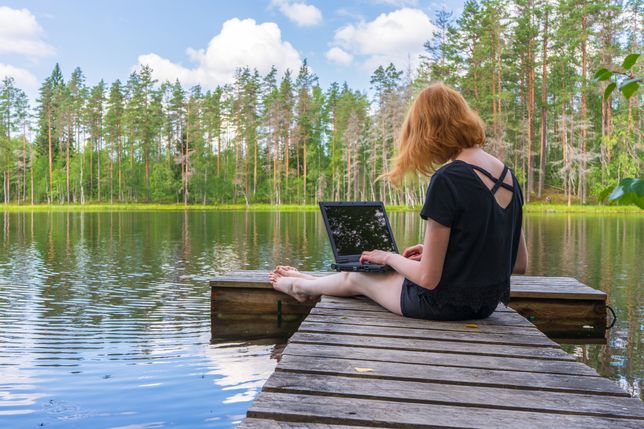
[[454, 147, 485, 161]]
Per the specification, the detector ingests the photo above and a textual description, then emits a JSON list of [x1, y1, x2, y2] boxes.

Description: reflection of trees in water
[[326, 207, 394, 255], [0, 211, 640, 399], [524, 214, 642, 399]]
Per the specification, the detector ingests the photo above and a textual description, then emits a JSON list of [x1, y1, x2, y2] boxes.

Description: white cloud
[[326, 47, 353, 65], [272, 0, 323, 27], [136, 18, 302, 88], [0, 63, 39, 90], [329, 8, 435, 71], [0, 6, 54, 58]]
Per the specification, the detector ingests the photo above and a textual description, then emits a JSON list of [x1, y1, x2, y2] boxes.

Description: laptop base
[[332, 262, 394, 273]]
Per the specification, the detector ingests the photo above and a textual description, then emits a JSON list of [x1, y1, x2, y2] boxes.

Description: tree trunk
[[303, 139, 307, 204], [184, 109, 189, 205], [90, 136, 94, 200], [118, 131, 122, 202], [579, 14, 588, 204], [5, 109, 10, 203], [538, 8, 548, 198], [48, 106, 53, 203], [284, 125, 289, 198], [217, 130, 221, 177], [346, 138, 351, 200], [30, 140, 34, 205], [66, 112, 71, 203], [273, 129, 278, 203], [526, 1, 535, 202], [98, 118, 102, 202]]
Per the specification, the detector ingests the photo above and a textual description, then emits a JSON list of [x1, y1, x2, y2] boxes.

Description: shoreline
[[0, 202, 641, 214]]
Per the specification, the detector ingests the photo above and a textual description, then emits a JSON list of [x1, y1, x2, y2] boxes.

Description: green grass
[[523, 203, 641, 214], [0, 202, 641, 214]]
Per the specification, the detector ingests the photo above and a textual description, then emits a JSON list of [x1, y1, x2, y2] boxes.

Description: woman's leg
[[272, 271, 404, 315]]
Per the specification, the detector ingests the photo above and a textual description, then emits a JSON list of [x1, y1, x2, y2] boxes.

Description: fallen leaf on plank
[[354, 367, 374, 373], [465, 324, 478, 328]]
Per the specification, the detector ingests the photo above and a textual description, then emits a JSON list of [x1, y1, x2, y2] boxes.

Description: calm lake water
[[0, 210, 641, 428]]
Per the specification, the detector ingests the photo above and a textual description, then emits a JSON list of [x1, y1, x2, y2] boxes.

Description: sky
[[0, 0, 466, 100]]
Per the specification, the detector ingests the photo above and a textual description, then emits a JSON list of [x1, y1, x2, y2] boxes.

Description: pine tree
[[36, 64, 64, 201], [105, 79, 125, 202]]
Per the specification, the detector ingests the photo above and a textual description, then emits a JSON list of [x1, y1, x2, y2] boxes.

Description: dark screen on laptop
[[323, 205, 396, 257]]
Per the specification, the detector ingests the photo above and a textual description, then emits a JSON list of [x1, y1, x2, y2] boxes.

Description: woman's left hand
[[360, 250, 393, 265]]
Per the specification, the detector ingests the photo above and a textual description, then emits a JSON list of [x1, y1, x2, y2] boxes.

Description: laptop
[[319, 201, 398, 272]]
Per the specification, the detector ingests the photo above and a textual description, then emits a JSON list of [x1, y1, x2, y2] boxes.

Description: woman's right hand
[[402, 244, 424, 261]]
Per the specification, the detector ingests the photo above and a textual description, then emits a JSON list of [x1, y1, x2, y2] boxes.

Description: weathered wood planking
[[213, 271, 606, 301], [210, 285, 319, 341], [210, 271, 607, 341], [247, 392, 644, 429], [240, 295, 643, 428]]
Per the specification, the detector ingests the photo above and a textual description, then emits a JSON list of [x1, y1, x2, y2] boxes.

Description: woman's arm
[[513, 229, 528, 274], [361, 219, 450, 290]]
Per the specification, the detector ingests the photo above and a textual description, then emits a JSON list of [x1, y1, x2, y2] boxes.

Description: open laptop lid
[[319, 201, 398, 263]]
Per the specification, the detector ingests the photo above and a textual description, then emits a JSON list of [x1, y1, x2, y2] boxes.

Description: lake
[[0, 210, 641, 428]]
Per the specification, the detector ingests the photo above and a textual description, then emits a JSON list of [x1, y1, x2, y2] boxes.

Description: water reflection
[[0, 210, 641, 428], [522, 213, 642, 399]]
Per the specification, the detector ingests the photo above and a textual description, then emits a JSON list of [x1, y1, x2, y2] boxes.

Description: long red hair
[[385, 83, 485, 185]]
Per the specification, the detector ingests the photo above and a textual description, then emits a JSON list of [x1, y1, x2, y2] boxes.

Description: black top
[[419, 159, 523, 310]]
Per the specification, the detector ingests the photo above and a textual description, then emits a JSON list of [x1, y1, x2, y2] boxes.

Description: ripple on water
[[0, 210, 640, 427], [0, 269, 280, 427]]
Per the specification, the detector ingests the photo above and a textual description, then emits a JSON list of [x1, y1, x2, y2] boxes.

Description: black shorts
[[400, 278, 497, 321]]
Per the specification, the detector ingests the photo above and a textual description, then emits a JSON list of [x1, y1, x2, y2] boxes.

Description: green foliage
[[0, 2, 641, 207], [594, 52, 641, 99], [606, 178, 644, 209], [150, 162, 178, 202], [622, 53, 640, 70]]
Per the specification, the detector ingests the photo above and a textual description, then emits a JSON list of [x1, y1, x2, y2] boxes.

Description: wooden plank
[[321, 295, 519, 312], [239, 418, 372, 429], [511, 285, 605, 300], [210, 320, 303, 342], [297, 320, 558, 347], [511, 276, 606, 299], [276, 354, 629, 396], [212, 287, 316, 316], [282, 343, 598, 377], [263, 372, 644, 419], [212, 271, 606, 300], [304, 313, 544, 336], [511, 298, 607, 339], [236, 289, 636, 429], [248, 392, 644, 428], [310, 306, 537, 328], [316, 299, 519, 315], [290, 331, 576, 361]]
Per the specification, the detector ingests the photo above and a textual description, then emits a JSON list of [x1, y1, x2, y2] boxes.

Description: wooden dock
[[210, 272, 608, 342], [234, 294, 644, 428]]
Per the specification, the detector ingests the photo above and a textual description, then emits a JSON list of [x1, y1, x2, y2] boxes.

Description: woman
[[270, 83, 528, 320]]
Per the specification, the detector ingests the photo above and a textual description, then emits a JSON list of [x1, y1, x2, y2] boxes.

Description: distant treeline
[[0, 0, 641, 206]]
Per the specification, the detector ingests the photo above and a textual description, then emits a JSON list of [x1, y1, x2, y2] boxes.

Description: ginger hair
[[384, 83, 485, 186]]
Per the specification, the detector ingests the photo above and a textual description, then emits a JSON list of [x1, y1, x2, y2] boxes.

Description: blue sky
[[1, 0, 465, 99]]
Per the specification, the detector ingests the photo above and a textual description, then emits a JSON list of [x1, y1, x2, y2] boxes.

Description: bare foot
[[270, 265, 299, 276], [275, 266, 316, 280], [269, 269, 320, 303], [271, 276, 309, 303]]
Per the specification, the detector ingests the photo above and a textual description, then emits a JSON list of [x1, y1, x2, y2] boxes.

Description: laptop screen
[[321, 203, 397, 258]]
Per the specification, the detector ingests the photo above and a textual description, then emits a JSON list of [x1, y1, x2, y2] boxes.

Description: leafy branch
[[594, 53, 641, 99]]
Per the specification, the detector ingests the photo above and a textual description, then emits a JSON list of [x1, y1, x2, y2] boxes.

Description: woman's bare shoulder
[[455, 149, 506, 176]]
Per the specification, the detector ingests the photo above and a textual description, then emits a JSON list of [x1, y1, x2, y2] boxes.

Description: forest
[[0, 0, 641, 206]]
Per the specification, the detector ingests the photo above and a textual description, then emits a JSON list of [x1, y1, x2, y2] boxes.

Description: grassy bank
[[523, 203, 641, 214], [0, 202, 641, 214]]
